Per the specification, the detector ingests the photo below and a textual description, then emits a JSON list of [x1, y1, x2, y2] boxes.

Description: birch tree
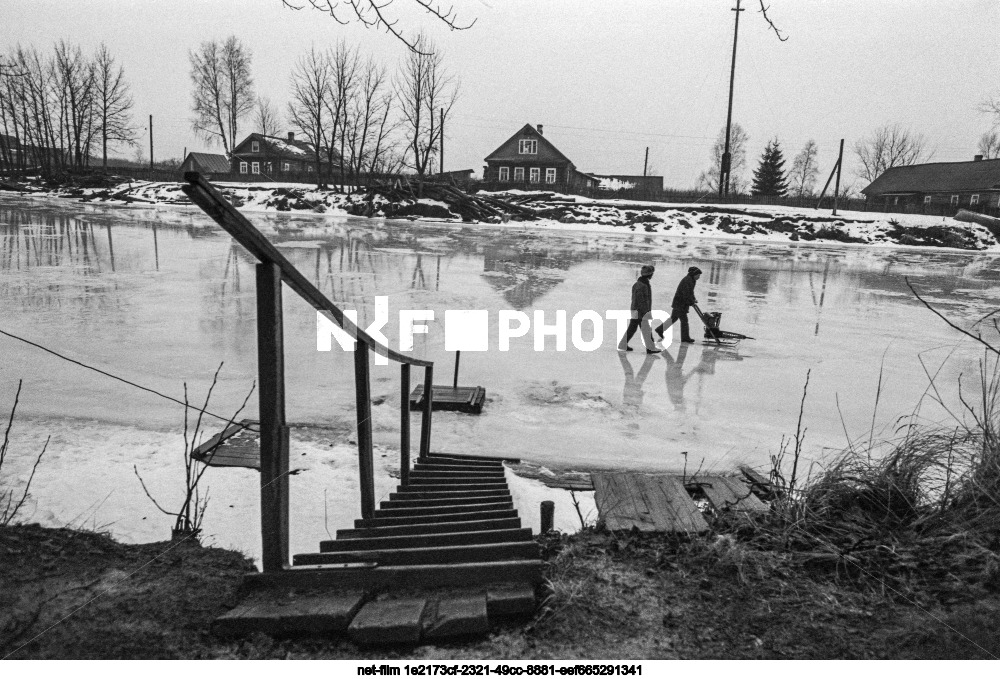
[[854, 123, 929, 182], [288, 46, 332, 187], [789, 139, 819, 198]]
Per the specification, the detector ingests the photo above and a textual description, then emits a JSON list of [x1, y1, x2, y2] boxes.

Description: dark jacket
[[630, 276, 652, 317], [671, 274, 698, 311]]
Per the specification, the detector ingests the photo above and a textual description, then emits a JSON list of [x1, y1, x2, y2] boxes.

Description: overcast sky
[[5, 0, 1000, 189]]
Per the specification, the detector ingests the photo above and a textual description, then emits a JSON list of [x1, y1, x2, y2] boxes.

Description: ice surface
[[1, 196, 997, 562]]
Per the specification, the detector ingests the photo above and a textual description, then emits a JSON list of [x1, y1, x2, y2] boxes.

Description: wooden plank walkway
[[190, 419, 260, 469], [592, 472, 710, 534]]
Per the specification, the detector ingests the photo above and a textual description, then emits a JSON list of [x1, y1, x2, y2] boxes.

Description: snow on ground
[[5, 179, 998, 252]]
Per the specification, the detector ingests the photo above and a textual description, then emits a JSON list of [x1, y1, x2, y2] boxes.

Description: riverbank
[[2, 520, 997, 659], [3, 177, 999, 252]]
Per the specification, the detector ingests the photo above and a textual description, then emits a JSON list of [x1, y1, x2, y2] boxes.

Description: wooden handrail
[[182, 172, 432, 368]]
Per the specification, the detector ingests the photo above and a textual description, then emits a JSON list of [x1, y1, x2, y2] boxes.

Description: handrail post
[[400, 363, 411, 485], [420, 365, 433, 460], [355, 343, 375, 520], [256, 262, 289, 572], [453, 351, 461, 389]]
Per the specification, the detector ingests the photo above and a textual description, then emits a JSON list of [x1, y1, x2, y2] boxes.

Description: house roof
[[183, 152, 230, 173], [484, 124, 573, 165], [862, 158, 1000, 196], [233, 133, 317, 158]]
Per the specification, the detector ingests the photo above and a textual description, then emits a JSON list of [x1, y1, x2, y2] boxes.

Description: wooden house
[[230, 132, 338, 177], [862, 156, 1000, 211], [178, 152, 230, 178], [483, 124, 598, 190]]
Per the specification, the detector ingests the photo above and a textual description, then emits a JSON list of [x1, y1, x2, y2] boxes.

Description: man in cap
[[617, 264, 659, 353], [654, 266, 703, 344]]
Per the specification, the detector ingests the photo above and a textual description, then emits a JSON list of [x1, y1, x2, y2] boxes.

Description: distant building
[[0, 133, 64, 170], [178, 152, 230, 178], [434, 168, 475, 182], [230, 132, 339, 177], [483, 124, 598, 190], [861, 155, 1000, 211]]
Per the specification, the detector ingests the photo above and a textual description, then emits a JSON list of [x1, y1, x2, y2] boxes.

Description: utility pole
[[720, 0, 744, 197], [832, 138, 844, 216], [643, 147, 649, 176], [439, 107, 445, 176], [148, 115, 154, 170]]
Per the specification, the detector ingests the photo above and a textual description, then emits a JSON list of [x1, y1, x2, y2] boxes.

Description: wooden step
[[397, 482, 508, 493], [374, 502, 513, 519], [337, 517, 521, 539], [355, 508, 517, 528], [409, 476, 508, 486], [427, 452, 518, 464], [213, 589, 366, 637], [410, 468, 506, 478], [380, 494, 511, 509], [294, 541, 541, 567], [390, 488, 511, 500], [320, 528, 533, 553], [245, 559, 546, 592], [413, 459, 505, 469]]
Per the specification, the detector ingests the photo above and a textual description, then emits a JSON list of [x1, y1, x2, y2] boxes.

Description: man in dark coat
[[654, 266, 702, 344], [618, 264, 659, 353]]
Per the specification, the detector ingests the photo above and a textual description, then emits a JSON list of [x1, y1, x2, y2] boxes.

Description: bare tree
[[253, 95, 281, 138], [93, 44, 136, 170], [327, 41, 359, 189], [288, 46, 332, 187], [854, 123, 930, 182], [189, 36, 255, 155], [285, 0, 475, 52], [53, 41, 96, 168], [789, 139, 819, 198], [978, 130, 1000, 159], [345, 56, 397, 181], [698, 122, 749, 194], [396, 33, 458, 194]]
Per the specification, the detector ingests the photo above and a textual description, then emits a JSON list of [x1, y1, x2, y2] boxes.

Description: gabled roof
[[233, 133, 316, 158], [862, 158, 1000, 195], [182, 152, 230, 173], [484, 124, 573, 165]]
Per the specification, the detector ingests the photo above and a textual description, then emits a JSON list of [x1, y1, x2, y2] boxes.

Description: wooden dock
[[409, 384, 486, 414]]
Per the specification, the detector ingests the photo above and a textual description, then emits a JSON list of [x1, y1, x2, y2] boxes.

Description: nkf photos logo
[[317, 296, 675, 364]]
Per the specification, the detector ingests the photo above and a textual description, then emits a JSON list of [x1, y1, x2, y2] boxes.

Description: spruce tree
[[751, 139, 789, 197]]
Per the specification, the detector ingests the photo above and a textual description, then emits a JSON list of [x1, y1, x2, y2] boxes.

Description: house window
[[307, 165, 313, 173], [499, 166, 510, 182], [950, 195, 959, 206], [283, 162, 290, 172], [239, 161, 247, 174], [252, 141, 260, 152], [251, 162, 260, 174], [923, 196, 931, 204], [518, 139, 537, 154], [893, 197, 899, 205], [529, 167, 540, 184], [513, 167, 524, 181], [545, 168, 556, 184], [971, 194, 980, 205]]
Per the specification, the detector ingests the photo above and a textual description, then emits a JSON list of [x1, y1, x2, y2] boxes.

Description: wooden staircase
[[214, 453, 546, 644]]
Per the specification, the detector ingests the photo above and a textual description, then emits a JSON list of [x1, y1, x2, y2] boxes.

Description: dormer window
[[252, 140, 260, 153], [518, 139, 537, 154]]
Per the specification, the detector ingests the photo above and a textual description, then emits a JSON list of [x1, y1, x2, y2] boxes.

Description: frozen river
[[2, 197, 998, 559]]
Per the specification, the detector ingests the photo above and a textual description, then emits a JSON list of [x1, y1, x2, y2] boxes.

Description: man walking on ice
[[618, 264, 659, 353], [654, 266, 703, 344]]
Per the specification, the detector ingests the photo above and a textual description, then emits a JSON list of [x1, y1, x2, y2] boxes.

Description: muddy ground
[[2, 522, 997, 660]]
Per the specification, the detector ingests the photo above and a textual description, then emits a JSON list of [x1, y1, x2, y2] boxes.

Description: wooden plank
[[400, 363, 411, 485], [410, 385, 486, 414], [355, 343, 375, 520], [594, 472, 651, 532], [696, 475, 768, 513], [420, 365, 433, 459], [644, 475, 709, 534]]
